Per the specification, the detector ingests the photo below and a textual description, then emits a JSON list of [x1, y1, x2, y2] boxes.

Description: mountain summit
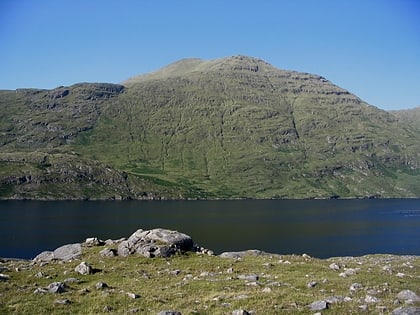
[[0, 56, 419, 199]]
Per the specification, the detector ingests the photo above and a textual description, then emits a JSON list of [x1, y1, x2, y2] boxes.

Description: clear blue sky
[[1, 0, 419, 110]]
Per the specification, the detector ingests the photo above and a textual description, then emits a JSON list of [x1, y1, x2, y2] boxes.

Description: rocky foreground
[[1, 228, 419, 314]]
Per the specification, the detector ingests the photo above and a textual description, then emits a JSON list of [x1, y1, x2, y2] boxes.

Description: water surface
[[1, 199, 419, 259]]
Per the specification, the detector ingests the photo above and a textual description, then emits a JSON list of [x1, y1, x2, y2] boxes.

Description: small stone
[[350, 283, 363, 292], [307, 280, 318, 288], [0, 273, 11, 281], [79, 288, 90, 294], [262, 287, 272, 293], [85, 237, 104, 246], [308, 300, 329, 311], [127, 292, 140, 299], [99, 248, 117, 257], [232, 310, 251, 315], [64, 278, 79, 284], [329, 262, 340, 270], [344, 268, 358, 276], [238, 274, 259, 281], [75, 261, 93, 275], [359, 305, 368, 311], [55, 299, 71, 305], [47, 282, 67, 294], [365, 295, 380, 303], [103, 306, 113, 312], [396, 273, 405, 278], [227, 267, 234, 273], [95, 281, 108, 290], [157, 311, 182, 315], [302, 253, 311, 259], [383, 265, 393, 273], [34, 288, 49, 294]]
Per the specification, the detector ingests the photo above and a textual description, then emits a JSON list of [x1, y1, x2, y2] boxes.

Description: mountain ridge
[[0, 55, 418, 199]]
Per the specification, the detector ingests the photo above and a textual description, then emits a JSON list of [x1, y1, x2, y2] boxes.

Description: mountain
[[0, 55, 419, 199], [389, 106, 420, 132]]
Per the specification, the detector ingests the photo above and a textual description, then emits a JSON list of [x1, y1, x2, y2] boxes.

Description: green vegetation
[[1, 246, 419, 314], [0, 56, 419, 199]]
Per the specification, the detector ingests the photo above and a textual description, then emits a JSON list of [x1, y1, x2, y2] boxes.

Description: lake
[[1, 199, 419, 259]]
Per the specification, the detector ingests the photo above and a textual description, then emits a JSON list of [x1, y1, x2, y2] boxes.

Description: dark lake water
[[1, 199, 419, 259]]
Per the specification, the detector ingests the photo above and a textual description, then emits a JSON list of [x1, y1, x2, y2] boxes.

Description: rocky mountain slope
[[0, 56, 419, 199]]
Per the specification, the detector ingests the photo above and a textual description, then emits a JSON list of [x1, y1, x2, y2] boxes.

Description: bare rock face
[[117, 228, 194, 258]]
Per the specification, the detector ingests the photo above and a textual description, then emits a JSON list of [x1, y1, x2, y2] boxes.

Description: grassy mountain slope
[[1, 56, 419, 199], [390, 106, 420, 131]]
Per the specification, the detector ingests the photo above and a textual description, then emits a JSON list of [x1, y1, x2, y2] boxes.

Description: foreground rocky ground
[[1, 228, 419, 314]]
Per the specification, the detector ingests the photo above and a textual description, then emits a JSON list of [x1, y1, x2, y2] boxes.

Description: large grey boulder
[[118, 228, 194, 258], [34, 243, 82, 262], [53, 243, 82, 261]]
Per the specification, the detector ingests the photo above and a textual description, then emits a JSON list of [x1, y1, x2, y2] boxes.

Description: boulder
[[33, 251, 55, 262], [75, 261, 93, 275], [53, 243, 82, 261], [117, 228, 194, 258], [34, 243, 82, 262], [392, 307, 420, 315], [396, 290, 420, 303]]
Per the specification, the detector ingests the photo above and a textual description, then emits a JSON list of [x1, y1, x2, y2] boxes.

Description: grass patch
[[1, 246, 419, 314]]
